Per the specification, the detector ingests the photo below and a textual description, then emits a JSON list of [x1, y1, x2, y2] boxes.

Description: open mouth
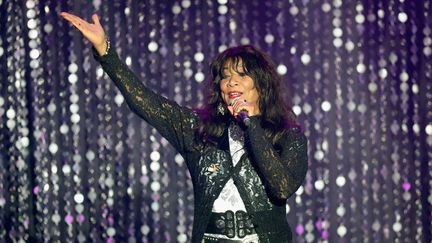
[[228, 92, 243, 100]]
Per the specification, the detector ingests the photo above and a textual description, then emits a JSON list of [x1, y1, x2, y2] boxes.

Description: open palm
[[60, 12, 106, 49]]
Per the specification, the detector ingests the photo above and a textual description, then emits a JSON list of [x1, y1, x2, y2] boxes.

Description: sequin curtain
[[1, 0, 431, 242]]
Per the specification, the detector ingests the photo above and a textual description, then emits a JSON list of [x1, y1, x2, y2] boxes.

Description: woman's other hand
[[60, 12, 107, 56]]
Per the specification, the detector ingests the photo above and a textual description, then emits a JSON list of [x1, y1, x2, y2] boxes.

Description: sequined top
[[94, 47, 308, 243]]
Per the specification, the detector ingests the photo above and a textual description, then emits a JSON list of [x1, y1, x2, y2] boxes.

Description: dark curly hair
[[195, 45, 299, 145]]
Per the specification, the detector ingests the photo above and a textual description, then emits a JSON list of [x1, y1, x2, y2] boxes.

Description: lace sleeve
[[94, 47, 198, 154], [246, 117, 308, 201]]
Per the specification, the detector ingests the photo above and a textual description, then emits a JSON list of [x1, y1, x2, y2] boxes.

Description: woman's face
[[219, 59, 260, 109]]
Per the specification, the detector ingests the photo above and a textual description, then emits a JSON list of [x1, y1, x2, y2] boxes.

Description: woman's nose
[[227, 77, 238, 86]]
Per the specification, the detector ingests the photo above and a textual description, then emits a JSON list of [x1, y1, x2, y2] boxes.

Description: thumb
[[227, 106, 234, 115], [92, 14, 100, 25]]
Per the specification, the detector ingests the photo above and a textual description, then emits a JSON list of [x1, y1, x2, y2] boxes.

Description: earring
[[217, 103, 225, 115]]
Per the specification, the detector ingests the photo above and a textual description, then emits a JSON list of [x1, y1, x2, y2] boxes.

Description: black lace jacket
[[95, 47, 308, 243]]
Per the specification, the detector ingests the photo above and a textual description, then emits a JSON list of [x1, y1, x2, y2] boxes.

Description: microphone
[[230, 98, 251, 127]]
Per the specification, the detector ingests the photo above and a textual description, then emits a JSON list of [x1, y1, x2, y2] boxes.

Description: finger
[[235, 103, 253, 115], [229, 97, 237, 106], [59, 11, 70, 16], [233, 100, 247, 111], [61, 12, 88, 27], [60, 12, 80, 22], [61, 15, 91, 34], [233, 102, 242, 112], [62, 15, 84, 31], [227, 106, 234, 115], [60, 14, 80, 26], [62, 17, 87, 35], [61, 12, 84, 22], [231, 98, 243, 109], [92, 14, 101, 26]]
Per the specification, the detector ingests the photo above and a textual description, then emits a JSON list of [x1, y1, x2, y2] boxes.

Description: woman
[[60, 12, 308, 243]]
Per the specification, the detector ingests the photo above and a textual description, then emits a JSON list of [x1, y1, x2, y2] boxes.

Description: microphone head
[[229, 97, 242, 106]]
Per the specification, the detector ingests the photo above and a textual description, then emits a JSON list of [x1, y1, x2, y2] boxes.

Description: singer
[[61, 12, 308, 243]]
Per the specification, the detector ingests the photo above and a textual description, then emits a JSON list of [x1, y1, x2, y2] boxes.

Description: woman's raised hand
[[60, 12, 107, 56]]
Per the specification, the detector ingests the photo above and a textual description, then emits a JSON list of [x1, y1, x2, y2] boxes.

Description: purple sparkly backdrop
[[0, 0, 431, 242]]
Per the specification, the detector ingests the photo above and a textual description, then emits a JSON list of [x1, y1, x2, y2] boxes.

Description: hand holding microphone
[[228, 97, 257, 127]]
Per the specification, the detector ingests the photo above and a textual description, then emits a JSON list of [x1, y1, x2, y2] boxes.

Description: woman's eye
[[239, 73, 247, 77]]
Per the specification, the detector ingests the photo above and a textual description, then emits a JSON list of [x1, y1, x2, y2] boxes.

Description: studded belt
[[205, 210, 256, 239], [202, 235, 250, 242]]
